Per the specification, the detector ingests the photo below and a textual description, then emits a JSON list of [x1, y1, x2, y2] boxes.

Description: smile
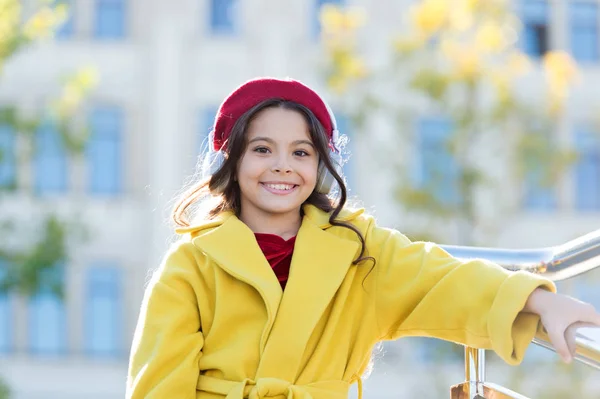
[[261, 183, 298, 195]]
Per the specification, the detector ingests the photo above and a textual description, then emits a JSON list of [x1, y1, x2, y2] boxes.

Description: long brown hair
[[172, 99, 372, 266]]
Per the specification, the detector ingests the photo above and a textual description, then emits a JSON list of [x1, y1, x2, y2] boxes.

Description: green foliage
[[0, 1, 96, 300], [0, 215, 69, 297], [409, 69, 450, 101], [0, 376, 10, 399]]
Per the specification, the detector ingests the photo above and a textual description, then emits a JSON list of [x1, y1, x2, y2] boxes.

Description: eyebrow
[[248, 136, 315, 148]]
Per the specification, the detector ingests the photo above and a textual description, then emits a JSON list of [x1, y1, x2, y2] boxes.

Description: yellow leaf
[[23, 6, 67, 40], [341, 7, 366, 31], [543, 51, 579, 85], [450, 46, 481, 80], [52, 67, 100, 118], [475, 21, 505, 52], [507, 51, 531, 76], [448, 7, 474, 32], [440, 37, 460, 59], [320, 4, 365, 39], [393, 36, 423, 54], [74, 66, 100, 89], [320, 4, 346, 33], [542, 51, 578, 115], [344, 56, 367, 79], [410, 0, 448, 36], [0, 0, 21, 40], [464, 0, 481, 10], [490, 70, 510, 99], [327, 74, 347, 94]]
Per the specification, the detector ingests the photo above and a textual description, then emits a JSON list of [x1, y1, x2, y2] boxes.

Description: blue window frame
[[55, 0, 74, 38], [85, 264, 122, 357], [569, 2, 599, 62], [94, 0, 126, 39], [0, 124, 16, 189], [416, 118, 460, 206], [519, 0, 550, 57], [88, 106, 123, 195], [523, 169, 557, 210], [34, 123, 67, 195], [314, 0, 345, 37], [0, 261, 12, 354], [209, 0, 238, 35], [574, 128, 600, 210], [28, 265, 66, 355]]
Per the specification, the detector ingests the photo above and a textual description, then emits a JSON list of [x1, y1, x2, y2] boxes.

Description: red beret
[[212, 77, 335, 151]]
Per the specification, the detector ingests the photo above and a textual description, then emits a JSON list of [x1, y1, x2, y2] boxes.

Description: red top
[[254, 233, 296, 290]]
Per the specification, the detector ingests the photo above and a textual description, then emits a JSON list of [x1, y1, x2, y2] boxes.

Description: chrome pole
[[440, 227, 600, 281], [465, 347, 486, 399], [445, 228, 600, 398]]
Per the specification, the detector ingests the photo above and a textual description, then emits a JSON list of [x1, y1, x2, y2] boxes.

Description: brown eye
[[253, 146, 270, 154]]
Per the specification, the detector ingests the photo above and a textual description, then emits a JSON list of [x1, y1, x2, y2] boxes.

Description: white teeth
[[265, 183, 294, 190]]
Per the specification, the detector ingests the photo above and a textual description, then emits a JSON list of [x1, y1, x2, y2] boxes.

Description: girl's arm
[[523, 288, 600, 363], [362, 216, 557, 365], [126, 241, 205, 399]]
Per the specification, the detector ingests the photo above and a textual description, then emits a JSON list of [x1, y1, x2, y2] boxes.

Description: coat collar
[[174, 204, 365, 236], [178, 204, 364, 376]]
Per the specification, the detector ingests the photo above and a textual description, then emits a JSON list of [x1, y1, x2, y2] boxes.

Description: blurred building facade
[[0, 0, 599, 398]]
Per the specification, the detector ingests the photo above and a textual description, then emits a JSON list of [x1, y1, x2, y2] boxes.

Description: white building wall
[[0, 0, 598, 398]]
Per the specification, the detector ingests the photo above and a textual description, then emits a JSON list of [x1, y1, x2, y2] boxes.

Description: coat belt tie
[[196, 375, 351, 399]]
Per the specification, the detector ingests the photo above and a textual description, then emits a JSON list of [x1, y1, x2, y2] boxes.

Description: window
[[28, 265, 66, 355], [523, 169, 557, 210], [0, 261, 12, 354], [88, 106, 123, 195], [314, 0, 345, 37], [569, 2, 599, 62], [55, 0, 74, 38], [85, 265, 122, 357], [519, 0, 550, 57], [416, 118, 460, 206], [209, 0, 238, 35], [557, 276, 600, 307], [94, 0, 126, 39], [574, 128, 600, 210], [34, 123, 67, 195], [0, 124, 16, 189]]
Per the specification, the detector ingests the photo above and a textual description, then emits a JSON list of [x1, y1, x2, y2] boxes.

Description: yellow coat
[[126, 205, 555, 399]]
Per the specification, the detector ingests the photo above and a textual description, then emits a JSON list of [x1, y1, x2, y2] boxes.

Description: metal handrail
[[441, 228, 600, 281], [534, 328, 600, 370], [441, 229, 600, 398]]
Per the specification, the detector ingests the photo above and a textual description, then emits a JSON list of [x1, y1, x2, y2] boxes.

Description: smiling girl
[[126, 77, 600, 399]]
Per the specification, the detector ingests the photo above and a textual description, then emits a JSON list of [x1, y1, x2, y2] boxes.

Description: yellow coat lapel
[[188, 213, 283, 350], [255, 206, 361, 381], [179, 204, 365, 381]]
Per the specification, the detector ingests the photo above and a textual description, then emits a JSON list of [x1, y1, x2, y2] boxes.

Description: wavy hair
[[172, 99, 373, 266]]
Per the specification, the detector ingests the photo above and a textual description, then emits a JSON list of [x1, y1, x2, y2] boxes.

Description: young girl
[[126, 77, 600, 399]]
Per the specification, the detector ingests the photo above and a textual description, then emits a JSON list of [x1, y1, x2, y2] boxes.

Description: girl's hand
[[524, 288, 600, 363]]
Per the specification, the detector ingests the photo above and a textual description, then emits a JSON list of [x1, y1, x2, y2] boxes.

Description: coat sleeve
[[126, 241, 205, 398], [365, 217, 556, 365]]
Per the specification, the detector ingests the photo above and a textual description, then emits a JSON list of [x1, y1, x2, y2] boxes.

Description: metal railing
[[441, 229, 600, 399]]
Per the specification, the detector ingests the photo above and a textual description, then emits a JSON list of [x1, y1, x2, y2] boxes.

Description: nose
[[271, 154, 292, 174]]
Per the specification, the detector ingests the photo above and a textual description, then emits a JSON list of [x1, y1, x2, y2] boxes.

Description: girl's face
[[237, 107, 319, 222]]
